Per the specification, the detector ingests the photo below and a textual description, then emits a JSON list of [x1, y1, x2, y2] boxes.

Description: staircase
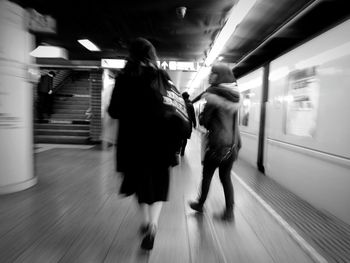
[[34, 72, 91, 144]]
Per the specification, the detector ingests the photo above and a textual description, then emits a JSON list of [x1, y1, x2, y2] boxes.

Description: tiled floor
[[234, 159, 350, 263], [1, 134, 347, 262]]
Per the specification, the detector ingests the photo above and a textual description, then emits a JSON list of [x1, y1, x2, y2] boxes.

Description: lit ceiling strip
[[189, 0, 257, 92], [101, 59, 126, 68], [78, 39, 101, 51], [30, 45, 68, 59], [204, 0, 257, 66]]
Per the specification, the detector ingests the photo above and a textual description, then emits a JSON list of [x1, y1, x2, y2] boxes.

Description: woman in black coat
[[108, 38, 176, 250]]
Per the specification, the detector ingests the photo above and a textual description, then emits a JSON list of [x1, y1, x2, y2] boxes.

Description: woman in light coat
[[189, 63, 241, 221]]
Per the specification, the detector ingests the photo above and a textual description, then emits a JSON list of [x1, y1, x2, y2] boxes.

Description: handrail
[[53, 70, 73, 94], [267, 138, 350, 168], [31, 64, 101, 70]]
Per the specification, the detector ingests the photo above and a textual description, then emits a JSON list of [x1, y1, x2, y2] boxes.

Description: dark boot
[[188, 201, 204, 213], [141, 224, 157, 250]]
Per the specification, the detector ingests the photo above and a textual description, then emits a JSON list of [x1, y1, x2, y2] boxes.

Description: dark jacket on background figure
[[184, 97, 196, 138], [37, 74, 53, 94], [36, 72, 55, 118]]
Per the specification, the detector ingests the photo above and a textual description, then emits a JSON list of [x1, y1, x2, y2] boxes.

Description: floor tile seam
[[203, 211, 228, 263], [182, 195, 194, 263], [183, 194, 227, 263]]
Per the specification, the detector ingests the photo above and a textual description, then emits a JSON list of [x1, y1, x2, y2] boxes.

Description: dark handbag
[[154, 70, 192, 138], [203, 112, 241, 165], [204, 144, 235, 164]]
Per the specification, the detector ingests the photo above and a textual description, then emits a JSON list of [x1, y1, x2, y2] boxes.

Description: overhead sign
[[157, 61, 201, 71], [100, 59, 201, 71], [101, 59, 126, 69], [26, 8, 56, 34]]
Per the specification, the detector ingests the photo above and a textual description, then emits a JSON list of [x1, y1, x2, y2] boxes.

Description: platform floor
[[0, 133, 349, 263]]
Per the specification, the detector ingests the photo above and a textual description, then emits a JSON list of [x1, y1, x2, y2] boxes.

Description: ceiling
[[12, 0, 350, 83]]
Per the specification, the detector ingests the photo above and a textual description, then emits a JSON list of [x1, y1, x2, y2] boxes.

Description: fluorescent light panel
[[204, 0, 256, 66], [189, 0, 257, 92], [78, 39, 100, 51], [30, 45, 68, 59], [101, 59, 126, 68]]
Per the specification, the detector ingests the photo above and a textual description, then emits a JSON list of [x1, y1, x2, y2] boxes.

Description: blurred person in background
[[36, 70, 55, 119], [189, 63, 241, 222], [108, 37, 178, 250], [101, 70, 117, 149], [180, 91, 196, 156]]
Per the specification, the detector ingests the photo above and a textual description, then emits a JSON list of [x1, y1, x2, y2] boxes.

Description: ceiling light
[[189, 0, 256, 93], [30, 45, 68, 59], [205, 0, 256, 66], [101, 59, 126, 68], [78, 39, 101, 51]]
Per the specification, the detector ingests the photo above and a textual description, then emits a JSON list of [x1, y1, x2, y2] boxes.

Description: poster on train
[[284, 67, 319, 137]]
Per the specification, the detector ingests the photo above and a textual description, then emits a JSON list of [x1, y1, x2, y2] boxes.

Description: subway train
[[190, 17, 350, 225], [233, 19, 350, 225]]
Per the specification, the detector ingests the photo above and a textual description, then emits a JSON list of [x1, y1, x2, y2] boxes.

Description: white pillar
[[0, 0, 38, 194]]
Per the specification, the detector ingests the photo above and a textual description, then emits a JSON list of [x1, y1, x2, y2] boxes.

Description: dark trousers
[[37, 92, 52, 119], [198, 154, 235, 210]]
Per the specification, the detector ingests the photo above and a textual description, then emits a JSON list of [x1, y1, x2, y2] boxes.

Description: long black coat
[[108, 63, 176, 203]]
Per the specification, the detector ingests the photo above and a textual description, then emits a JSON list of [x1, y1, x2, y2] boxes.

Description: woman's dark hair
[[128, 37, 158, 65]]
